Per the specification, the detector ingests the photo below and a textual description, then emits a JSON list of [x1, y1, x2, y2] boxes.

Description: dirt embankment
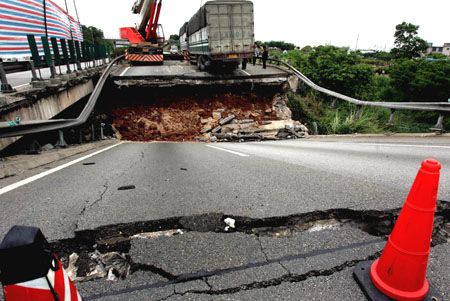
[[112, 93, 280, 142]]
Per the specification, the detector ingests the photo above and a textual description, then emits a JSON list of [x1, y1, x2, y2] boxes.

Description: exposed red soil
[[112, 93, 278, 141]]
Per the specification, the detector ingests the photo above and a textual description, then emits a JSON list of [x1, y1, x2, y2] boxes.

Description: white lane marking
[[0, 142, 123, 195], [240, 70, 251, 76], [13, 83, 29, 89], [206, 145, 249, 157], [310, 141, 450, 149], [119, 67, 130, 77]]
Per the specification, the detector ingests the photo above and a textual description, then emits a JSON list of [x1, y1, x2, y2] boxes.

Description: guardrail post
[[387, 109, 396, 126], [0, 62, 16, 93], [29, 61, 39, 81], [75, 41, 83, 70], [55, 130, 67, 148], [431, 114, 445, 131], [312, 122, 319, 135], [60, 39, 72, 74], [330, 98, 337, 109], [40, 37, 56, 78], [100, 123, 105, 140], [354, 105, 363, 121], [91, 124, 96, 141]]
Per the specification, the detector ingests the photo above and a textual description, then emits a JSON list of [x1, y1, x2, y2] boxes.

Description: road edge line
[[0, 142, 123, 195]]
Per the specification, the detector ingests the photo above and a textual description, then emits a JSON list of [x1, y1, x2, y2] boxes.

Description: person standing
[[253, 43, 259, 65], [262, 46, 268, 69]]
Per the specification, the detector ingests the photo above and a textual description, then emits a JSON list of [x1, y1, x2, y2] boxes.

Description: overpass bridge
[[0, 57, 298, 151]]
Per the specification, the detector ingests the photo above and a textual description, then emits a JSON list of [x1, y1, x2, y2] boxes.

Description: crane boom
[[120, 0, 164, 65]]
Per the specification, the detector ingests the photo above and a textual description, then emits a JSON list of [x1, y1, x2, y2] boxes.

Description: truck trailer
[[182, 0, 254, 71]]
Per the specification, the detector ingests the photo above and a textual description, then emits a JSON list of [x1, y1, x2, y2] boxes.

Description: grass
[[287, 92, 443, 135]]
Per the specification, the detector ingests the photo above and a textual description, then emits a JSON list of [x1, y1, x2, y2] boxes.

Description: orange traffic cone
[[354, 159, 442, 301], [0, 226, 83, 301]]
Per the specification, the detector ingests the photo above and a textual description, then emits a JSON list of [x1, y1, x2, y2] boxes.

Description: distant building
[[426, 43, 450, 57]]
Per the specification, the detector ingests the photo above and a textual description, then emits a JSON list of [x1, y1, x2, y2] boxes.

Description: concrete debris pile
[[66, 251, 130, 282], [111, 93, 308, 142]]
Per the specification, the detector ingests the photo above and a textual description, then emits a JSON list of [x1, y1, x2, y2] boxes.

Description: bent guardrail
[[268, 58, 449, 130], [0, 55, 125, 138]]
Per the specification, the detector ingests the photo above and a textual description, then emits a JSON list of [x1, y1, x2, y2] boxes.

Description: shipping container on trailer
[[182, 0, 254, 71]]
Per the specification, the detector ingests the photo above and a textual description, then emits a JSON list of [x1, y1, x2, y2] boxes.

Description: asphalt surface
[[0, 136, 449, 300], [112, 61, 285, 79]]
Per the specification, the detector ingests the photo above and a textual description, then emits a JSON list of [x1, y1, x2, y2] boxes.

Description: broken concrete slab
[[130, 232, 266, 276], [211, 125, 222, 134], [219, 115, 235, 126]]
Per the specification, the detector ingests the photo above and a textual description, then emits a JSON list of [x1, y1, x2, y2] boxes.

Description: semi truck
[[120, 0, 165, 64], [181, 0, 254, 71]]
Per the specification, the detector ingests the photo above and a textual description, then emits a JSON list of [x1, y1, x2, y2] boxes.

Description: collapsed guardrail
[[0, 55, 125, 138], [268, 58, 450, 131]]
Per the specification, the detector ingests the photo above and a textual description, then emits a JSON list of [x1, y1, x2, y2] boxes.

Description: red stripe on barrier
[[0, 4, 43, 18]]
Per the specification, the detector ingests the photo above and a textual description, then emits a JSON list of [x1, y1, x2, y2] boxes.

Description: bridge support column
[[0, 63, 16, 93]]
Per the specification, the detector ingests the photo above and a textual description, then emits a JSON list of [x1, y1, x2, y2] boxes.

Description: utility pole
[[355, 34, 359, 51]]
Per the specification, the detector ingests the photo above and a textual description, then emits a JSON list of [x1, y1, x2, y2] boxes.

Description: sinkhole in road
[[52, 201, 450, 285], [92, 84, 307, 143]]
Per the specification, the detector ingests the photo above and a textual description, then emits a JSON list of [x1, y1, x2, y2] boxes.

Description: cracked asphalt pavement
[[0, 136, 449, 300]]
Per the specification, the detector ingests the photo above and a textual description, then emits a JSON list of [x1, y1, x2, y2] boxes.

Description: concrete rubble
[[111, 92, 308, 142]]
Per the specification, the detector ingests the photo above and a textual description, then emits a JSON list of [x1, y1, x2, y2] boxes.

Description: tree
[[82, 25, 106, 44], [300, 46, 375, 99], [266, 41, 296, 51], [301, 45, 312, 54], [169, 34, 179, 41], [388, 59, 450, 102], [391, 22, 428, 59]]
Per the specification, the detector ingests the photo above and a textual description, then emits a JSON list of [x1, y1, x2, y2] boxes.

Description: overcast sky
[[55, 0, 449, 50]]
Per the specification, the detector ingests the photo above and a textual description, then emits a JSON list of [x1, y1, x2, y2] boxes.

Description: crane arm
[[146, 0, 162, 42]]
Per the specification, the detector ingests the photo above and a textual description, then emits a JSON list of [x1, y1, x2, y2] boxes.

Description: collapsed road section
[[96, 62, 307, 142]]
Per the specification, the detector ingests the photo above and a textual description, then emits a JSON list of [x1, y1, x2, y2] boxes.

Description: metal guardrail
[[268, 58, 449, 130], [0, 55, 125, 138], [0, 56, 448, 138]]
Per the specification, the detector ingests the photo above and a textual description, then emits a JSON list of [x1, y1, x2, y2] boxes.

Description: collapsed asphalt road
[[0, 136, 449, 300]]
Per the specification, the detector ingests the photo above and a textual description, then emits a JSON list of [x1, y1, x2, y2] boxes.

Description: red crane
[[120, 0, 165, 64]]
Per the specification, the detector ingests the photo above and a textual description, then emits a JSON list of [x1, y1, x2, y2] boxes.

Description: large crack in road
[[46, 201, 450, 300]]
